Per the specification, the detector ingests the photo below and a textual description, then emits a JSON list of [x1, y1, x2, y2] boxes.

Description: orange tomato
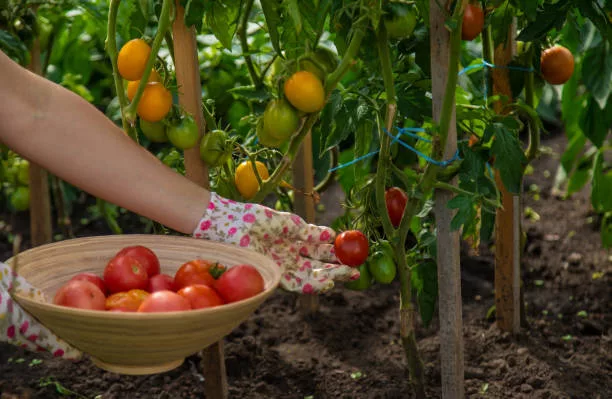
[[234, 161, 270, 200], [283, 70, 326, 113], [540, 45, 574, 85], [105, 289, 150, 312], [136, 82, 173, 122], [174, 259, 224, 291], [461, 4, 485, 41], [118, 38, 151, 81], [126, 69, 161, 101], [177, 284, 224, 309]]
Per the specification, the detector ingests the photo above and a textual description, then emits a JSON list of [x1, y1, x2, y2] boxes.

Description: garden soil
[[0, 130, 610, 399]]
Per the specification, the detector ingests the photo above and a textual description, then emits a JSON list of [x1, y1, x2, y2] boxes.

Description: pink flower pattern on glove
[[193, 192, 360, 294], [0, 263, 82, 361]]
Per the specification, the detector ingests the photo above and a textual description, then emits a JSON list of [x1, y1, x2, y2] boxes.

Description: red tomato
[[103, 254, 149, 294], [385, 187, 408, 228], [53, 280, 106, 311], [115, 245, 160, 277], [177, 284, 224, 309], [69, 272, 108, 295], [461, 3, 485, 41], [334, 230, 369, 267], [137, 290, 192, 312], [105, 289, 150, 312], [147, 273, 176, 293], [174, 259, 223, 290], [214, 265, 264, 303]]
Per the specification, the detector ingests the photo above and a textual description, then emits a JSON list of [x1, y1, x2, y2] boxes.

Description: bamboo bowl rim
[[8, 234, 283, 318]]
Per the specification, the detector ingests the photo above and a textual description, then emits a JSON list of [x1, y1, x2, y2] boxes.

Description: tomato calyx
[[208, 262, 227, 279]]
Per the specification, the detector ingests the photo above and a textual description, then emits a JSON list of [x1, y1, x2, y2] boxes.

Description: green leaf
[[204, 1, 242, 49], [285, 0, 302, 34], [515, 0, 539, 21], [355, 119, 374, 158], [319, 90, 343, 155], [489, 122, 527, 194], [323, 98, 358, 151], [447, 194, 476, 232], [0, 30, 28, 64], [182, 0, 206, 31], [579, 97, 612, 148], [411, 260, 437, 328], [260, 0, 282, 55], [516, 0, 571, 42], [575, 0, 612, 44], [581, 42, 612, 109], [601, 212, 612, 249], [480, 208, 495, 243], [591, 150, 612, 213], [228, 85, 272, 102]]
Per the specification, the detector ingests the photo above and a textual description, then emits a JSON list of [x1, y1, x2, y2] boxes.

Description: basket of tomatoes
[[7, 234, 282, 375]]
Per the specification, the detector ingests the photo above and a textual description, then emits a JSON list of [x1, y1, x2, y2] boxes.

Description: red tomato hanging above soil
[[334, 230, 369, 267], [137, 290, 192, 312], [461, 3, 485, 41], [115, 245, 160, 277], [103, 254, 149, 294], [177, 284, 224, 309], [53, 280, 106, 311], [214, 265, 264, 303], [540, 45, 574, 85], [385, 187, 408, 228]]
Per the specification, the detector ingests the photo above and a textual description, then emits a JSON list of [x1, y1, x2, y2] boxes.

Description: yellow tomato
[[283, 70, 326, 113], [117, 38, 152, 81], [136, 82, 173, 122], [234, 161, 270, 200], [127, 69, 161, 101]]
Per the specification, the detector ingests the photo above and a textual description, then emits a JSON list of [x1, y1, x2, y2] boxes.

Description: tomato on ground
[[53, 280, 106, 311], [214, 265, 264, 303], [234, 160, 270, 200], [103, 254, 149, 294], [148, 273, 176, 293], [385, 187, 408, 228], [177, 284, 224, 309], [117, 38, 151, 81], [69, 272, 108, 295], [137, 290, 192, 312], [461, 3, 485, 41], [174, 259, 222, 291], [334, 230, 369, 267], [283, 71, 326, 113], [105, 289, 150, 312], [115, 245, 160, 277], [540, 45, 574, 85]]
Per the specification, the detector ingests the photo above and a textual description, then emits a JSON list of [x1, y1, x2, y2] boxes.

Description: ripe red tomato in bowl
[[53, 280, 106, 311], [174, 259, 223, 290], [148, 273, 176, 293], [214, 264, 264, 303], [114, 245, 160, 277], [334, 230, 369, 267], [68, 272, 108, 296], [177, 284, 224, 309], [103, 254, 149, 294], [137, 290, 192, 312]]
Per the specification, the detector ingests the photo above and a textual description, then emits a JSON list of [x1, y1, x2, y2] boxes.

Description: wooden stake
[[27, 36, 53, 247], [491, 22, 521, 334], [172, 2, 226, 398], [292, 130, 320, 315], [429, 2, 464, 398]]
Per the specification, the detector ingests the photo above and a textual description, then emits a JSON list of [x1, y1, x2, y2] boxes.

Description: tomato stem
[[238, 0, 261, 87], [524, 44, 540, 165], [124, 0, 174, 125]]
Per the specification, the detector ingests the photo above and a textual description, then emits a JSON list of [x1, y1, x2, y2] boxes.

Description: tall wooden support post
[[293, 130, 319, 315], [429, 2, 464, 398], [172, 3, 227, 398], [27, 37, 53, 247], [492, 23, 521, 334]]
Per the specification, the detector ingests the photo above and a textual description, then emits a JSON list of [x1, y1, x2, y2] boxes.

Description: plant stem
[[375, 19, 425, 399], [313, 146, 338, 193], [434, 181, 500, 209], [524, 45, 539, 164], [482, 24, 494, 100], [124, 0, 174, 124], [238, 0, 261, 87], [105, 0, 136, 140]]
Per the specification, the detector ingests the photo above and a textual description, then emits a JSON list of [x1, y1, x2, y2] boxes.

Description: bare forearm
[[0, 51, 209, 234]]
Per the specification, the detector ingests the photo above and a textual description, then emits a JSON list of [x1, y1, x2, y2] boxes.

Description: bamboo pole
[[429, 1, 464, 397], [292, 130, 320, 315], [491, 22, 521, 334], [27, 36, 53, 247], [171, 2, 226, 398]]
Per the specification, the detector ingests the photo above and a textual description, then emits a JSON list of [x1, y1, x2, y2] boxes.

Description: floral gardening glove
[[0, 262, 82, 361], [193, 192, 360, 294]]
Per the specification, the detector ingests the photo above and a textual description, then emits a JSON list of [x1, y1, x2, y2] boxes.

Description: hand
[[1, 262, 82, 360], [193, 192, 360, 294]]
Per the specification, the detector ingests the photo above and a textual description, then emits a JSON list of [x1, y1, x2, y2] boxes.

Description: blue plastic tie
[[384, 128, 460, 167], [328, 150, 379, 172]]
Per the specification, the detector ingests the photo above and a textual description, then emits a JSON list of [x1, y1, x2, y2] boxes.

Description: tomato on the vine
[[385, 187, 408, 228], [384, 2, 418, 40], [139, 119, 168, 143], [168, 115, 199, 150], [10, 186, 30, 212], [299, 47, 339, 82], [15, 160, 29, 185], [117, 38, 151, 81], [284, 70, 326, 114], [136, 82, 173, 123], [200, 129, 230, 167], [263, 98, 300, 141], [368, 251, 397, 284], [127, 69, 161, 101], [344, 263, 372, 291], [334, 230, 369, 267], [256, 118, 284, 148], [461, 3, 484, 41], [540, 45, 574, 85], [234, 160, 270, 200]]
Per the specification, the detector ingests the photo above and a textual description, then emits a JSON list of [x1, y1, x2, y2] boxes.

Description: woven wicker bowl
[[8, 234, 282, 375]]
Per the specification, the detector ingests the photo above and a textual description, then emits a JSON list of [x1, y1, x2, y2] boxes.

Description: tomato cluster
[[345, 240, 398, 291], [52, 245, 265, 313]]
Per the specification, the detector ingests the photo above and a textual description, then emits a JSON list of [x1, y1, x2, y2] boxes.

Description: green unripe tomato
[[199, 129, 230, 167], [262, 99, 300, 141], [384, 3, 418, 40], [256, 118, 284, 148], [10, 186, 30, 212], [168, 116, 199, 150], [139, 119, 168, 143], [344, 263, 372, 291], [368, 251, 397, 284], [16, 160, 30, 185]]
